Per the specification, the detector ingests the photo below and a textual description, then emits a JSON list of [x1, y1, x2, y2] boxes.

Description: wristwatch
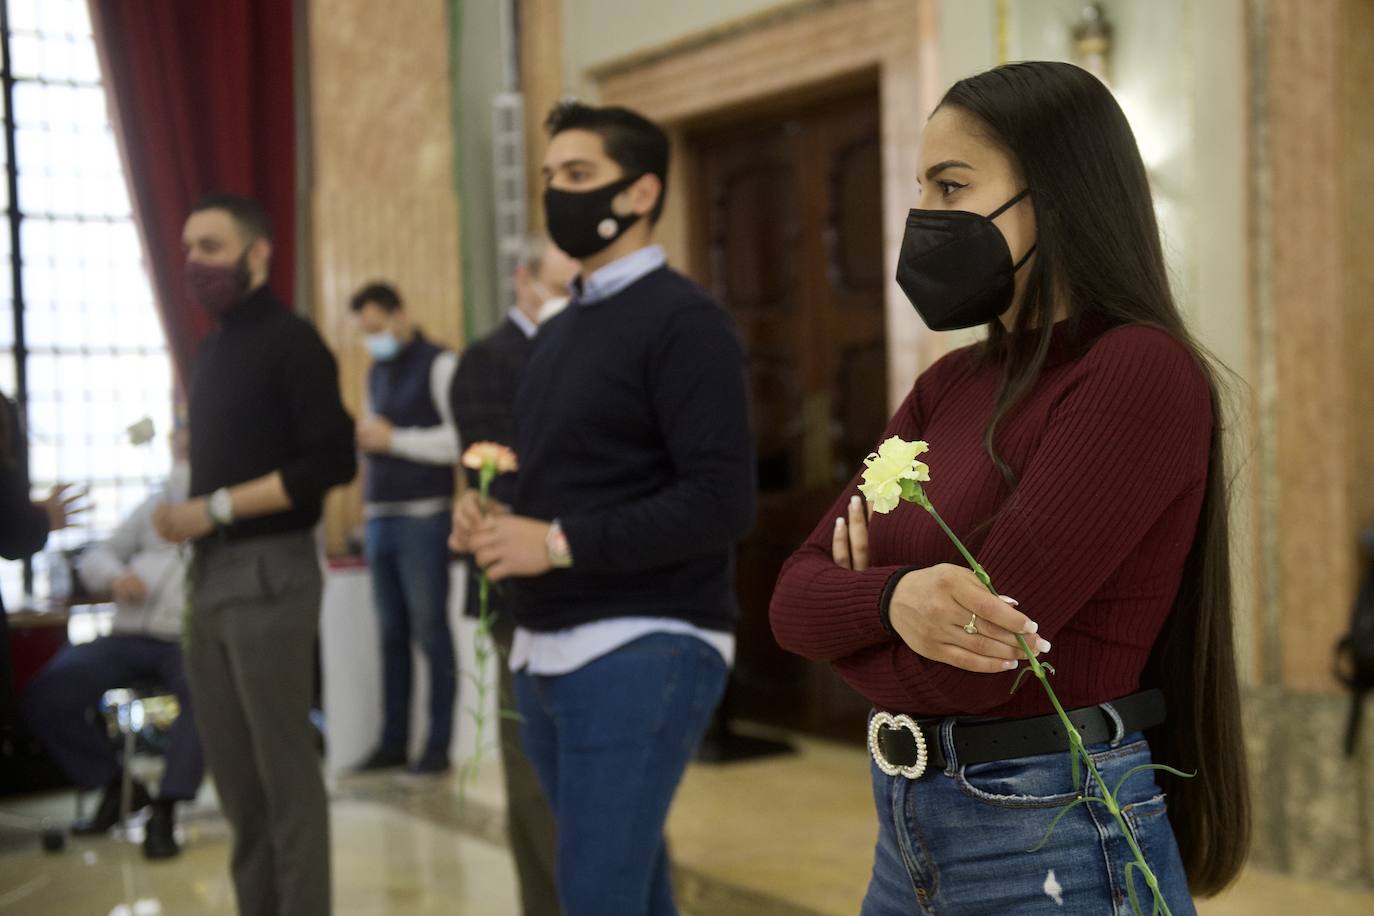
[[207, 487, 235, 527], [545, 519, 573, 569]]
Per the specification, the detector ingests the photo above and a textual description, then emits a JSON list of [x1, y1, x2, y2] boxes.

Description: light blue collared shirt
[[508, 243, 736, 676], [574, 243, 667, 305], [508, 307, 538, 340]]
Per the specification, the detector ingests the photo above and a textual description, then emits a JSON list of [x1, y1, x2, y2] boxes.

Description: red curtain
[[88, 1, 296, 385]]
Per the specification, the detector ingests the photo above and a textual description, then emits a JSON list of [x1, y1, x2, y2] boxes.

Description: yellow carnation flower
[[858, 437, 930, 514]]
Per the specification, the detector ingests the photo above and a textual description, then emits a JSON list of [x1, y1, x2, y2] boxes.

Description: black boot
[[354, 745, 407, 772], [407, 748, 450, 776], [72, 778, 150, 836], [142, 800, 181, 860]]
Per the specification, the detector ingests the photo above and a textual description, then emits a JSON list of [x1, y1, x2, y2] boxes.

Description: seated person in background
[[22, 426, 203, 860]]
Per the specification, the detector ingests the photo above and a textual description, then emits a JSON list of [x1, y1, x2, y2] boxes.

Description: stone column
[[1245, 0, 1374, 885]]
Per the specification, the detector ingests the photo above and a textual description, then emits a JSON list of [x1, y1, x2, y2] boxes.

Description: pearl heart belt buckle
[[868, 712, 929, 779]]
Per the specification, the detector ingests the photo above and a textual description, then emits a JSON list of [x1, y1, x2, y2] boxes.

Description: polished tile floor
[[0, 796, 519, 914], [2, 730, 1372, 914]]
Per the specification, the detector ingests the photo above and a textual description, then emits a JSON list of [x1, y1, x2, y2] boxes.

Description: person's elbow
[[0, 506, 49, 560], [769, 601, 848, 663], [330, 445, 359, 487], [701, 451, 756, 543], [767, 553, 837, 661], [726, 480, 756, 542], [321, 423, 359, 488], [282, 445, 356, 507], [729, 453, 758, 538]]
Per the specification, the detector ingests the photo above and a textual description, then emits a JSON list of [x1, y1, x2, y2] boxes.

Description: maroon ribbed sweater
[[769, 321, 1212, 718]]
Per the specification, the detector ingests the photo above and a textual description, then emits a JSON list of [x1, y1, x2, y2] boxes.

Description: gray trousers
[[187, 532, 329, 916], [492, 615, 559, 916]]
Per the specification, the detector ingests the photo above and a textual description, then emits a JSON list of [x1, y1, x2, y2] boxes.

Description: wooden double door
[[689, 89, 889, 740]]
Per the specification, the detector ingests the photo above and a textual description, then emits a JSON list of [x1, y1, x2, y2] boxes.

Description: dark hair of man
[[544, 101, 670, 224], [349, 282, 403, 314], [189, 192, 274, 243], [940, 61, 1249, 896]]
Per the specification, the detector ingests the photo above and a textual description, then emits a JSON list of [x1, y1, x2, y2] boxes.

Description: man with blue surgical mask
[[350, 282, 461, 775]]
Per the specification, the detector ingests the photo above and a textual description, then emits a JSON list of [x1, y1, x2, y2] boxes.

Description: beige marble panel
[[1266, 0, 1354, 692], [1343, 0, 1374, 883], [310, 0, 458, 193], [308, 0, 464, 553], [1274, 693, 1367, 883], [1344, 0, 1374, 552], [520, 0, 565, 231]]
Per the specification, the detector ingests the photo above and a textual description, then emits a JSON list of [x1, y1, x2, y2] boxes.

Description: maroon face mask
[[186, 251, 251, 315]]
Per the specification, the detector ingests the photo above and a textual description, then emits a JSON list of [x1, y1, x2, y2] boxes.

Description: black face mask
[[895, 188, 1036, 331], [543, 175, 644, 259]]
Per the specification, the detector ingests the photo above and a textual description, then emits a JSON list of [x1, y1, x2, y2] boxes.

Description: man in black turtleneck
[[154, 193, 355, 916]]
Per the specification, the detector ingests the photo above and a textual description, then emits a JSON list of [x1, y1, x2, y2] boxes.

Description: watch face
[[211, 489, 233, 524], [545, 524, 572, 568]]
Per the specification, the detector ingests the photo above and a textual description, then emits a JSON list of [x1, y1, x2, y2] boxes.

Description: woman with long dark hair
[[770, 61, 1248, 914]]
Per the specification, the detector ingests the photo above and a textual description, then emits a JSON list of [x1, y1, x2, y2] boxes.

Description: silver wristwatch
[[545, 519, 573, 569], [208, 487, 235, 527]]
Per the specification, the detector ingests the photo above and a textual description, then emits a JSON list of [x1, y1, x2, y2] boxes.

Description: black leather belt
[[868, 689, 1166, 779]]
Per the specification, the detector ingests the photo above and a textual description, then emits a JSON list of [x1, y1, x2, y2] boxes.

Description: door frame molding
[[591, 0, 942, 408]]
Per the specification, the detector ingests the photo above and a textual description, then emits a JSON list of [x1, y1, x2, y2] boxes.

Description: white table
[[319, 560, 500, 773]]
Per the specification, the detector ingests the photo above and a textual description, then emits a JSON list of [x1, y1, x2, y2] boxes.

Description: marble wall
[[1344, 0, 1374, 575], [519, 0, 565, 234], [307, 0, 464, 554], [1241, 0, 1374, 887]]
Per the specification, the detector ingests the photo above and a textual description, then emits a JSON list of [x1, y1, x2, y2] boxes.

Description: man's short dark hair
[[349, 282, 403, 314], [190, 193, 274, 243], [545, 101, 670, 224]]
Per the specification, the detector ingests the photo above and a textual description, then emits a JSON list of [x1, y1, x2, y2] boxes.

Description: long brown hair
[[940, 62, 1250, 896]]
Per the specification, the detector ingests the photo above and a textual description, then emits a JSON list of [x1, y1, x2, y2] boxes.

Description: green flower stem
[[915, 492, 1171, 916], [462, 464, 500, 793]]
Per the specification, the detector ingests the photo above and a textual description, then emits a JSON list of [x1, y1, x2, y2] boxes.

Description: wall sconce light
[[1072, 3, 1114, 86]]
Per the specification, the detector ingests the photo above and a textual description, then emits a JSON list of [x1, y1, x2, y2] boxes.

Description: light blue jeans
[[862, 717, 1196, 916]]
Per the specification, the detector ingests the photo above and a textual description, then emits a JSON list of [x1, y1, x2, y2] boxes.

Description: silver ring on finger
[[963, 613, 979, 636]]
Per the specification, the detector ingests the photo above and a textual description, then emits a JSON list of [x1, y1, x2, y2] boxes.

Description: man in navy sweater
[[455, 102, 756, 916], [351, 282, 460, 775]]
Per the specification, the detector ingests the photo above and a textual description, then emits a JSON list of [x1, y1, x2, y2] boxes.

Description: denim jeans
[[365, 512, 455, 758], [862, 718, 1196, 916], [23, 634, 204, 800], [514, 633, 728, 916]]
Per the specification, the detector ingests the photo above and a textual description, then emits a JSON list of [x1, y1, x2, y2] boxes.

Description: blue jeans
[[515, 633, 728, 916], [365, 513, 455, 758], [23, 634, 204, 800], [862, 717, 1196, 916]]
